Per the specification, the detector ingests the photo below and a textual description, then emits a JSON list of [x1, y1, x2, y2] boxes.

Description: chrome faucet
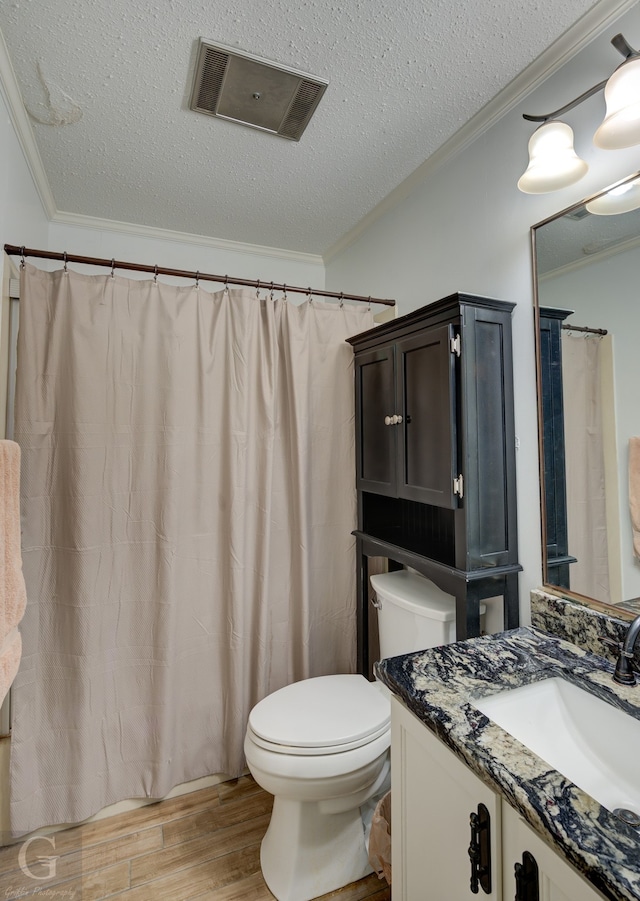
[[613, 614, 640, 685]]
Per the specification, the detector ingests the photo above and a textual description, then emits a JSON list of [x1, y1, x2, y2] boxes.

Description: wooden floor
[[0, 776, 391, 900]]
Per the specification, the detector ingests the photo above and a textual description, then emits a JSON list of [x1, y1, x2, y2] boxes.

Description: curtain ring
[[282, 283, 287, 303], [63, 251, 68, 273], [269, 281, 274, 301], [110, 259, 115, 279], [339, 292, 344, 308], [368, 296, 372, 311], [20, 247, 25, 270], [307, 286, 313, 303], [195, 270, 200, 289], [256, 279, 261, 299], [153, 265, 158, 285], [224, 275, 229, 295]]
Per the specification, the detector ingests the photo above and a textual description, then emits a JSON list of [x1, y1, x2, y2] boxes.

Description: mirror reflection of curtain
[[562, 332, 610, 603]]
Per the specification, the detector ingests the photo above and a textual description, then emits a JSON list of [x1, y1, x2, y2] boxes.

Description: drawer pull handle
[[514, 851, 539, 901], [468, 803, 492, 894]]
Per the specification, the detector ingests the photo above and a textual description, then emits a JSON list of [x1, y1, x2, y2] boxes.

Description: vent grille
[[195, 46, 229, 114], [189, 39, 327, 141], [566, 205, 590, 221], [280, 80, 324, 140]]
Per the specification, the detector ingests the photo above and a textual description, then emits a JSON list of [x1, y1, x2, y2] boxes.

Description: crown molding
[[0, 27, 56, 219], [51, 210, 325, 266], [323, 0, 639, 264]]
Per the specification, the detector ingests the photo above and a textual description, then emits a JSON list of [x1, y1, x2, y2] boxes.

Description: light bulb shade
[[585, 178, 640, 215], [594, 57, 640, 150], [517, 121, 588, 194]]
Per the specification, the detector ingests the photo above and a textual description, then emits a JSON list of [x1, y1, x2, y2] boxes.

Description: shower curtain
[[10, 263, 374, 835], [562, 332, 610, 603]]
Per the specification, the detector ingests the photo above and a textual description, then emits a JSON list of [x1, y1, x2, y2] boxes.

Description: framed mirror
[[534, 171, 640, 618]]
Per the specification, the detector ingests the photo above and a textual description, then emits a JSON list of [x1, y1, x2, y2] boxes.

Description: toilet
[[244, 569, 483, 901]]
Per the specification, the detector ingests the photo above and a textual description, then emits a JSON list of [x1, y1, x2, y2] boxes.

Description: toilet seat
[[248, 674, 390, 756]]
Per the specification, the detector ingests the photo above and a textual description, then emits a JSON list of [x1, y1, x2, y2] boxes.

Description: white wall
[[0, 90, 48, 252], [325, 2, 640, 619], [46, 219, 325, 295]]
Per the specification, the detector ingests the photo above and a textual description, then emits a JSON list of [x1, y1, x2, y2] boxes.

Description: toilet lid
[[248, 674, 390, 754]]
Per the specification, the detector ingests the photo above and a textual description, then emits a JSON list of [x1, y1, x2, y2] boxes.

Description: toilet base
[[260, 795, 373, 901]]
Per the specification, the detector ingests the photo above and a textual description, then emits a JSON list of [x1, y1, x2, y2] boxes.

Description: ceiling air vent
[[189, 39, 328, 142]]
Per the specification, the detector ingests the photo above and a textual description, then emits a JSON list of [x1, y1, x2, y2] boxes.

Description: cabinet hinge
[[450, 333, 461, 356], [453, 474, 464, 498]]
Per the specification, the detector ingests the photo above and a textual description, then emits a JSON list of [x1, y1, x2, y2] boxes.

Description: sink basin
[[473, 676, 640, 815]]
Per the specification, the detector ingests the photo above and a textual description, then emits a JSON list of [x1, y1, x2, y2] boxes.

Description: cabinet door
[[391, 697, 501, 900], [396, 324, 457, 507], [354, 345, 397, 495], [501, 804, 606, 901]]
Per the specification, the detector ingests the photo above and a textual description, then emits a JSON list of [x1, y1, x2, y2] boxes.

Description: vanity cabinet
[[391, 695, 501, 900], [501, 804, 605, 901], [391, 697, 606, 901], [348, 293, 521, 674]]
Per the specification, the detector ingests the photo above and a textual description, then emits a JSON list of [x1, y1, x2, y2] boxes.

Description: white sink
[[473, 676, 640, 815]]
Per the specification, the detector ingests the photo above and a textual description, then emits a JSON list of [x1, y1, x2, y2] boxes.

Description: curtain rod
[[4, 245, 396, 308], [561, 323, 608, 336]]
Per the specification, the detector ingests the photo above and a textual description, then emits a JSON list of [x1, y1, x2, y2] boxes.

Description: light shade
[[586, 178, 640, 215], [517, 121, 588, 194], [594, 56, 640, 149]]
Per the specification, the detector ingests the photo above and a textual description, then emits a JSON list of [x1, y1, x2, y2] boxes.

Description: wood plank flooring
[[0, 776, 391, 900]]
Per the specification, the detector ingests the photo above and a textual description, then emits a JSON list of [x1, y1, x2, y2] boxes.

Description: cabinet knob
[[384, 415, 392, 426], [391, 415, 399, 425], [396, 414, 403, 424]]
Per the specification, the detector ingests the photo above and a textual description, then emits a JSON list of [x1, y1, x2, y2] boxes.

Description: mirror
[[534, 171, 640, 618]]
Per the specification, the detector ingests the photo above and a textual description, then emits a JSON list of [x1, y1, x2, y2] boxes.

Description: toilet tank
[[370, 570, 486, 659]]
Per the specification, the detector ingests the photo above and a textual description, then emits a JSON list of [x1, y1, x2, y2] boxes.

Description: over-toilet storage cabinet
[[392, 697, 606, 900], [347, 293, 521, 676]]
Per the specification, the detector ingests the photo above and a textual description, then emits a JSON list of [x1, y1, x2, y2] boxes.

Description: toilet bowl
[[244, 674, 390, 901], [244, 569, 476, 901]]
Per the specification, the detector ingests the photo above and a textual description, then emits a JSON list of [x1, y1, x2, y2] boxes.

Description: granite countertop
[[375, 626, 640, 901]]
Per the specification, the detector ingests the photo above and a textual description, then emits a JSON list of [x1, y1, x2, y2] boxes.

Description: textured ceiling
[[0, 0, 605, 254]]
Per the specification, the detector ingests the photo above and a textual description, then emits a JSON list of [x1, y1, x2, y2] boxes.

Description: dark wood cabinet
[[538, 307, 576, 589], [355, 324, 456, 503], [348, 293, 521, 675]]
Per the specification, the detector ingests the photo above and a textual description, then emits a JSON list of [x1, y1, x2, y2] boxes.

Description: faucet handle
[[601, 636, 622, 653]]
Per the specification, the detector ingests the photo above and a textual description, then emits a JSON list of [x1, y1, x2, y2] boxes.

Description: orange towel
[[630, 437, 640, 558], [0, 440, 27, 703]]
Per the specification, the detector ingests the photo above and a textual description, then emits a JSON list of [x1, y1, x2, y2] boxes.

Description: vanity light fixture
[[517, 121, 588, 194], [585, 176, 640, 215], [518, 33, 640, 194]]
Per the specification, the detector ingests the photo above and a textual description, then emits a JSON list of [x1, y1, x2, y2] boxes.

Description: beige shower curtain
[[10, 263, 374, 835], [562, 332, 610, 603]]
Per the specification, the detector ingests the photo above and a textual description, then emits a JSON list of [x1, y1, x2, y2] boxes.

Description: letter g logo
[[18, 835, 58, 881]]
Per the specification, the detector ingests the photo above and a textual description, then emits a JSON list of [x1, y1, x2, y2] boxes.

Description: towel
[[0, 629, 21, 707], [0, 440, 27, 706], [630, 437, 640, 558]]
